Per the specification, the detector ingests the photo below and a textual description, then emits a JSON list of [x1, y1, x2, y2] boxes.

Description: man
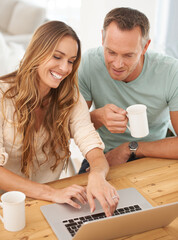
[[78, 7, 178, 173]]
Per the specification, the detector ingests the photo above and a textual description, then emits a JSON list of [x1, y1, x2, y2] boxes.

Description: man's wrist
[[128, 141, 138, 158]]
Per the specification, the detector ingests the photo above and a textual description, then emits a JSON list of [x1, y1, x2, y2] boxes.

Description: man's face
[[102, 22, 149, 82]]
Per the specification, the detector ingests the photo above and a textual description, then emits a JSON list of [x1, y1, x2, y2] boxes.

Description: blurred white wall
[[80, 0, 158, 52], [22, 0, 162, 53], [22, 0, 171, 55], [21, 0, 81, 34]]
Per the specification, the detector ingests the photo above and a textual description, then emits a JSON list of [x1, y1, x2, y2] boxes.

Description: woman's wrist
[[37, 184, 56, 202], [89, 166, 108, 180], [86, 148, 109, 179]]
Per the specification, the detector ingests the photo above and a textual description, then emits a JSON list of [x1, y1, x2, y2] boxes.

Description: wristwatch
[[129, 141, 138, 158]]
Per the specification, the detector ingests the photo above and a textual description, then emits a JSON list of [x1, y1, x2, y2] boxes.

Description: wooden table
[[0, 158, 178, 240]]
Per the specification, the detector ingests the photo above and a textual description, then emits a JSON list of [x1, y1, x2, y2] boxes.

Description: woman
[[0, 21, 118, 217]]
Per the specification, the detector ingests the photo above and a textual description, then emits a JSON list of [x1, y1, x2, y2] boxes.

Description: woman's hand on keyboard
[[52, 184, 88, 209]]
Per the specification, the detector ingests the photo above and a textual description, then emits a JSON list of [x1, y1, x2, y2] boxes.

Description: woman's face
[[38, 35, 78, 97]]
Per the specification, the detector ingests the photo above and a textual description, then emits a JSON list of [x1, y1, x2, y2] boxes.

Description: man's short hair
[[103, 7, 150, 47]]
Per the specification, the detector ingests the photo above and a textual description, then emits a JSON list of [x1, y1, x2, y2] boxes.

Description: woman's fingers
[[86, 176, 119, 217], [87, 192, 96, 213], [54, 183, 119, 216], [66, 198, 81, 209], [69, 184, 88, 204], [107, 191, 119, 215], [55, 184, 88, 208]]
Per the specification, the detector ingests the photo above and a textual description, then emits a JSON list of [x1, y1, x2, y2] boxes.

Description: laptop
[[40, 187, 178, 240]]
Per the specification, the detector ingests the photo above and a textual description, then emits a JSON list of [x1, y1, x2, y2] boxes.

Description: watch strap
[[129, 141, 138, 158]]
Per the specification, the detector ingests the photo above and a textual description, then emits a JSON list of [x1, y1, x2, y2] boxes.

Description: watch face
[[129, 141, 138, 149]]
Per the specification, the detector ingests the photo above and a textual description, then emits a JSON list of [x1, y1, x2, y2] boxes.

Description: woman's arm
[[0, 167, 87, 209], [69, 94, 119, 216], [86, 148, 119, 217]]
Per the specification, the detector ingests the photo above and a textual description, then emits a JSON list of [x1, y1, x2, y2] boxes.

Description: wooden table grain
[[0, 158, 178, 240]]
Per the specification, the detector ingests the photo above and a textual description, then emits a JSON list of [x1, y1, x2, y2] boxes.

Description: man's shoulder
[[82, 46, 103, 61], [80, 46, 105, 73], [147, 50, 178, 65], [145, 50, 178, 83]]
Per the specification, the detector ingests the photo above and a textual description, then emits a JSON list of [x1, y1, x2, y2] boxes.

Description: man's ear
[[102, 29, 104, 45], [143, 39, 151, 55]]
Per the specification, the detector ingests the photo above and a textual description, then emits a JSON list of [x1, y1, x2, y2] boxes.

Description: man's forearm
[[137, 136, 178, 159], [90, 109, 104, 129], [105, 136, 178, 167]]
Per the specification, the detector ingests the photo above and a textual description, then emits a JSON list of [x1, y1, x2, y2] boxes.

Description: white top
[[0, 83, 104, 184]]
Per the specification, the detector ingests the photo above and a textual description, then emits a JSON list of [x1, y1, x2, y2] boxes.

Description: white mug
[[0, 191, 26, 232], [126, 104, 149, 138]]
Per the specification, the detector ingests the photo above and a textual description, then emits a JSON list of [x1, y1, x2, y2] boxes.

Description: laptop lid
[[73, 201, 178, 240], [40, 188, 178, 240]]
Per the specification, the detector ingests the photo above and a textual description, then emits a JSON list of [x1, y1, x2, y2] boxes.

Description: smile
[[50, 71, 62, 80]]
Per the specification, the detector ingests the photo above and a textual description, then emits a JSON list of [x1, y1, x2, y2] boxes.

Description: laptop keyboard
[[62, 204, 142, 237]]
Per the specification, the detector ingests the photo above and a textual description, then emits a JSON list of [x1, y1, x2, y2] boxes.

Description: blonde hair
[[1, 21, 81, 176]]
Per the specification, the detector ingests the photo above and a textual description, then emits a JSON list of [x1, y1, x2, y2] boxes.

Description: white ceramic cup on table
[[0, 191, 26, 232], [126, 104, 149, 138]]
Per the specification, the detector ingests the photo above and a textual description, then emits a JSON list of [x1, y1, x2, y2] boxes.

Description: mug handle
[[126, 113, 131, 132], [0, 202, 4, 223], [127, 125, 131, 132]]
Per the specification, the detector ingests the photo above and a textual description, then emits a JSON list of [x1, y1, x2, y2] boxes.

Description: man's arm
[[136, 111, 178, 159], [87, 99, 178, 164], [105, 111, 178, 166], [87, 101, 128, 132]]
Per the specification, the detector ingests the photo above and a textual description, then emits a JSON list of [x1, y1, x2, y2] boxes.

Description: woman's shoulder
[[0, 81, 12, 92], [0, 80, 14, 103]]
